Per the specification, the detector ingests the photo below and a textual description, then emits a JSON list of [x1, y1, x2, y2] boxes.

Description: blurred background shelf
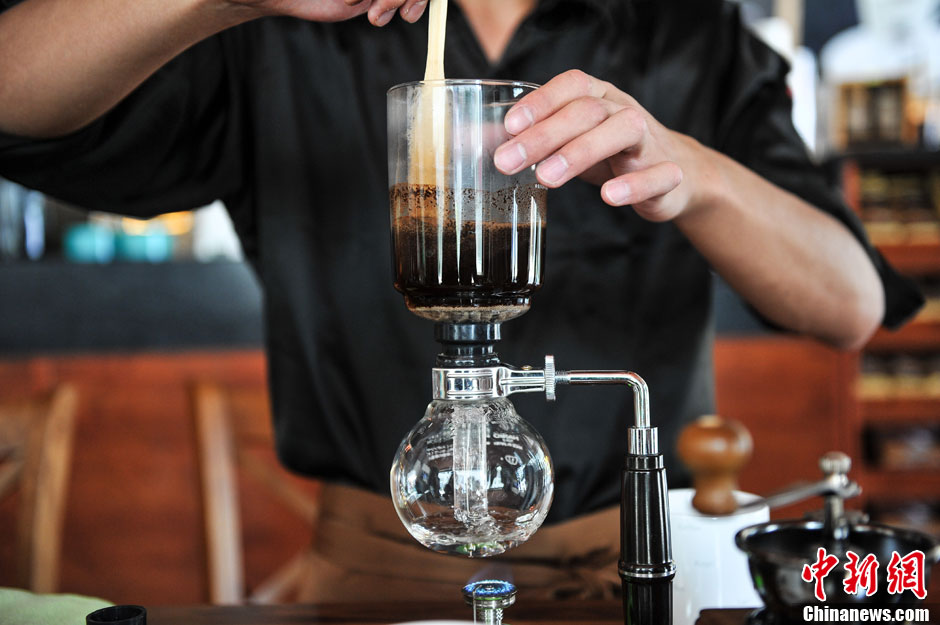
[[857, 470, 940, 501], [878, 243, 940, 276], [860, 397, 940, 423], [867, 319, 940, 351], [840, 149, 940, 172], [843, 146, 940, 549]]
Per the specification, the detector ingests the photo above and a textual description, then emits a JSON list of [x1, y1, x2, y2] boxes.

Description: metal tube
[[555, 370, 655, 455], [553, 368, 672, 624], [556, 370, 650, 428]]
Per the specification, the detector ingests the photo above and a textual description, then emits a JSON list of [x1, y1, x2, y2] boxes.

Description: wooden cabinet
[[843, 151, 940, 537], [713, 337, 856, 520]]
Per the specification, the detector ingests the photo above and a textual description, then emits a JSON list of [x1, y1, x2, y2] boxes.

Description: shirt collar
[[534, 0, 625, 23], [538, 0, 620, 15]]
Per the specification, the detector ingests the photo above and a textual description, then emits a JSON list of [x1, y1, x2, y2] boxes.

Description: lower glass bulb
[[390, 397, 554, 557]]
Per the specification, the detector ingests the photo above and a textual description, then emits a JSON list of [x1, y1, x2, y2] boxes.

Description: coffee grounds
[[391, 183, 547, 323]]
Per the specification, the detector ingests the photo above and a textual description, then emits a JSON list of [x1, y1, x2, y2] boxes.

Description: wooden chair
[[190, 381, 319, 604], [0, 384, 79, 593]]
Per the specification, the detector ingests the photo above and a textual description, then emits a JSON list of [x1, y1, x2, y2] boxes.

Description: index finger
[[504, 70, 615, 135]]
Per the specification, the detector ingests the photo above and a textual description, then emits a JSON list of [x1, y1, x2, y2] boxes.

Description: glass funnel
[[388, 79, 547, 324], [390, 397, 554, 557]]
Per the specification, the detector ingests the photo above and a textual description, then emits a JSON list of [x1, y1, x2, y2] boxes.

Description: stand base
[[622, 579, 673, 625]]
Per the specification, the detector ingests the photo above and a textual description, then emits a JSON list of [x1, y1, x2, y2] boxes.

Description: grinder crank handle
[[678, 417, 861, 517], [734, 451, 861, 514]]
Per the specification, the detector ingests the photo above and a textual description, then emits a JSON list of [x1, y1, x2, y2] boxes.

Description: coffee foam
[[405, 303, 530, 323], [390, 183, 547, 223]]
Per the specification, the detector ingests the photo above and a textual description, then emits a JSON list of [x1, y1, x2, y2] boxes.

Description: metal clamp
[[431, 363, 547, 401], [431, 355, 656, 454]]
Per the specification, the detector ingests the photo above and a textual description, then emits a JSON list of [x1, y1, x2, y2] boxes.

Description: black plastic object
[[619, 453, 675, 625], [434, 322, 502, 367], [434, 321, 501, 344], [86, 605, 147, 625], [736, 520, 939, 622]]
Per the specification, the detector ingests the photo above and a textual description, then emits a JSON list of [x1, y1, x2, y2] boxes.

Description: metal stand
[[433, 322, 675, 625]]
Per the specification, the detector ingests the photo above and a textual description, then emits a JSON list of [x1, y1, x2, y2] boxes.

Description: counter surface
[[145, 602, 755, 624]]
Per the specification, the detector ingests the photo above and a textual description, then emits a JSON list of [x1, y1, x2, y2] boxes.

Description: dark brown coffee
[[391, 183, 547, 323]]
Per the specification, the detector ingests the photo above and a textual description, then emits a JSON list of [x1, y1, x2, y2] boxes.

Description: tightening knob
[[544, 355, 556, 401]]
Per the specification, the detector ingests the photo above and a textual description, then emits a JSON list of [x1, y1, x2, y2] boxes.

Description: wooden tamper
[[677, 415, 753, 515]]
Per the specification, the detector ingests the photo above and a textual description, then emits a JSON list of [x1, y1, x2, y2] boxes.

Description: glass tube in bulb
[[390, 397, 554, 557]]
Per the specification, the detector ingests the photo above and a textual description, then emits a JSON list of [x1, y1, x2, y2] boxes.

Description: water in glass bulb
[[390, 397, 554, 557]]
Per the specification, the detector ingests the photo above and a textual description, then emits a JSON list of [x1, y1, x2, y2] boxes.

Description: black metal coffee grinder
[[385, 79, 675, 624]]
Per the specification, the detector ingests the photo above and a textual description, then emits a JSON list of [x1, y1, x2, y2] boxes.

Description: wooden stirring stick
[[424, 0, 448, 81], [411, 0, 449, 190], [676, 415, 753, 515]]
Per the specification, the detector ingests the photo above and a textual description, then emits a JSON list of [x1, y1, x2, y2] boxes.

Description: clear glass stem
[[452, 408, 488, 526]]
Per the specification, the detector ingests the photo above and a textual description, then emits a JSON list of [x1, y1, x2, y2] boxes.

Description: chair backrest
[[190, 381, 318, 604], [0, 384, 78, 593]]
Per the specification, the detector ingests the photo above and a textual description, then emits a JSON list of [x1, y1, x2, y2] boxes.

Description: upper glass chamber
[[388, 79, 547, 324]]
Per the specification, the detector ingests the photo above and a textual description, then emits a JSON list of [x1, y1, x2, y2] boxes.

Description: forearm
[[0, 0, 253, 138], [675, 138, 884, 351]]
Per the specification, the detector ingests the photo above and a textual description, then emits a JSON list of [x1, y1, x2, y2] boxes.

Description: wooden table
[[146, 602, 757, 624]]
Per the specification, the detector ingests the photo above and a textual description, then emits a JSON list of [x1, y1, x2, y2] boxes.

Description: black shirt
[[0, 0, 922, 522]]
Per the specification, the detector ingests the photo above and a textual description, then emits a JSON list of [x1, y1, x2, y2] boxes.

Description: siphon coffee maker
[[387, 79, 676, 625]]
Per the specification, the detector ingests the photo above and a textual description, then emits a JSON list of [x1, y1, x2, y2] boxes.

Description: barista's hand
[[225, 0, 429, 26], [494, 70, 705, 223]]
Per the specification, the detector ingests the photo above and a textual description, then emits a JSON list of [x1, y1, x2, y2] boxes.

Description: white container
[[669, 488, 769, 625]]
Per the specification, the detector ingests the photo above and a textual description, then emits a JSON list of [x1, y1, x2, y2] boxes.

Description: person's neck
[[455, 0, 538, 64]]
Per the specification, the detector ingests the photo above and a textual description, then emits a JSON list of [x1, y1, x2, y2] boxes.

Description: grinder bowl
[[736, 520, 939, 620]]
